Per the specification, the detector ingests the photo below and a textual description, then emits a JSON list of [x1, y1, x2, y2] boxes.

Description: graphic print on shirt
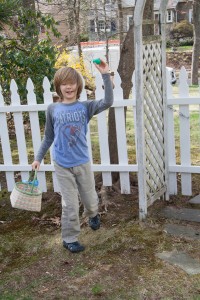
[[55, 107, 87, 151], [62, 124, 81, 148]]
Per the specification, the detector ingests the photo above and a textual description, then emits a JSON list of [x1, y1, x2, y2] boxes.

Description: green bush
[[0, 39, 57, 105], [166, 40, 172, 48], [80, 34, 89, 42], [179, 38, 193, 46], [0, 5, 60, 110], [170, 20, 193, 40], [166, 38, 193, 48]]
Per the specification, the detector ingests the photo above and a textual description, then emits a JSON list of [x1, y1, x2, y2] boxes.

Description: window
[[96, 20, 112, 32], [98, 20, 105, 30], [127, 15, 133, 30], [166, 10, 173, 23], [111, 20, 116, 31], [90, 20, 95, 32], [189, 9, 193, 23]]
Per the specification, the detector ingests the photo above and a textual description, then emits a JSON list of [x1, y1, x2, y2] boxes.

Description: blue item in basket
[[22, 179, 39, 187]]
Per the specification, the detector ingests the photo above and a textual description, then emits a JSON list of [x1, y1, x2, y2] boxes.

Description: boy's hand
[[32, 160, 41, 170], [94, 59, 110, 74]]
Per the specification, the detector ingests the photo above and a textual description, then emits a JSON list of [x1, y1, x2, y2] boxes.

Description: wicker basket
[[10, 171, 42, 212]]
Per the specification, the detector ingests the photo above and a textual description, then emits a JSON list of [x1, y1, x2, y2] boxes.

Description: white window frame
[[166, 10, 173, 23], [127, 15, 133, 30], [98, 20, 105, 31], [189, 9, 193, 23], [95, 20, 111, 32]]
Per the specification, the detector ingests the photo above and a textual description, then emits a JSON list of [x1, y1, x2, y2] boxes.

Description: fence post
[[10, 79, 29, 182], [0, 86, 15, 190], [179, 67, 191, 195], [166, 70, 177, 194]]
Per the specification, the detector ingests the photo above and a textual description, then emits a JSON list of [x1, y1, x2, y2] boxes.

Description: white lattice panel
[[142, 42, 166, 205]]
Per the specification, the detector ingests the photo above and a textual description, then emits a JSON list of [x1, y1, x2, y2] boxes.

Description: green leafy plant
[[0, 2, 60, 106], [170, 20, 193, 40]]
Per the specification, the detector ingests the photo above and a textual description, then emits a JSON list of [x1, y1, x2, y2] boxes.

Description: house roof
[[154, 0, 179, 11], [122, 0, 135, 8]]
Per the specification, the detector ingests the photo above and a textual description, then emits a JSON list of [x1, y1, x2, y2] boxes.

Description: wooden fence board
[[179, 67, 191, 195], [10, 80, 29, 184]]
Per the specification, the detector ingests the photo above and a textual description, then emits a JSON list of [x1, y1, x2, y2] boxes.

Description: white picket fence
[[167, 67, 200, 195], [0, 67, 200, 196]]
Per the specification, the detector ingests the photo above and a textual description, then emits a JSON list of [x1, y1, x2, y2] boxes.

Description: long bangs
[[54, 67, 83, 100]]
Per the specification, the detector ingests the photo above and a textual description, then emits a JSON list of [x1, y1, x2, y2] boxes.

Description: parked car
[[166, 67, 177, 84]]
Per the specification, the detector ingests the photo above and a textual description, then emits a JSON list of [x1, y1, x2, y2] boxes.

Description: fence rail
[[0, 67, 200, 197]]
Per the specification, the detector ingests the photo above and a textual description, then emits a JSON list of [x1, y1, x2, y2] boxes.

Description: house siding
[[177, 2, 193, 23]]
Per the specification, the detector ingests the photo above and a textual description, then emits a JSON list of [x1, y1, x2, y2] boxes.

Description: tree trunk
[[117, 24, 135, 99], [142, 0, 154, 36], [191, 0, 200, 85], [22, 0, 38, 43], [108, 0, 154, 185], [94, 0, 101, 41], [103, 0, 109, 63], [74, 0, 82, 58], [117, 0, 124, 51], [67, 11, 76, 45]]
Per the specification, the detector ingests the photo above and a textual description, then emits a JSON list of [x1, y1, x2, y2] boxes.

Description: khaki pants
[[54, 161, 99, 243]]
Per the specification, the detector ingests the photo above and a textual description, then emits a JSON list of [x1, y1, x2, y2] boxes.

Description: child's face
[[60, 81, 78, 103]]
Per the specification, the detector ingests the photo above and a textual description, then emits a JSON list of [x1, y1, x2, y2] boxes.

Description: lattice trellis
[[134, 0, 169, 219], [143, 41, 166, 206]]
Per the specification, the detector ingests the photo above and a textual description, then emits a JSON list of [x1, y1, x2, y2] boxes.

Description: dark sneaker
[[89, 214, 100, 230], [63, 241, 85, 253]]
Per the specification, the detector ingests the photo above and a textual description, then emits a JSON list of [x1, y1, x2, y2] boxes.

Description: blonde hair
[[53, 67, 83, 101]]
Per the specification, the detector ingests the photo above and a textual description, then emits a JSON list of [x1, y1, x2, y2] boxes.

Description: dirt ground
[[1, 177, 200, 300]]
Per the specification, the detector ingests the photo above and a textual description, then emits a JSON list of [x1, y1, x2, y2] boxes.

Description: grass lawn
[[1, 183, 200, 299], [166, 46, 193, 52]]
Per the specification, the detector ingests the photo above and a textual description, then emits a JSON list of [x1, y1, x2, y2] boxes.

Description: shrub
[[166, 40, 172, 48], [170, 20, 193, 40], [0, 39, 57, 105], [55, 49, 94, 91], [80, 34, 89, 42], [179, 38, 193, 46]]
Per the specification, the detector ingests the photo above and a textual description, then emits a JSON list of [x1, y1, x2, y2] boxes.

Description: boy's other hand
[[94, 59, 110, 74], [32, 161, 41, 170]]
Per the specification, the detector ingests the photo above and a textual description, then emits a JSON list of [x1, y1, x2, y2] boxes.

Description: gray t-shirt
[[36, 73, 114, 168]]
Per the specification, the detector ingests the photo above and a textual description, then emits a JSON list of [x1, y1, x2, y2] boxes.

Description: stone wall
[[166, 51, 200, 70]]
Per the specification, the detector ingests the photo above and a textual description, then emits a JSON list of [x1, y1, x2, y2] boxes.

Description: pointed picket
[[95, 73, 112, 186], [79, 76, 87, 101], [27, 78, 47, 191], [178, 67, 191, 195], [41, 77, 55, 191], [0, 85, 15, 190], [27, 78, 41, 150], [132, 71, 137, 167], [79, 80, 93, 162], [166, 68, 177, 194], [114, 72, 130, 193], [43, 77, 53, 104], [10, 79, 29, 182]]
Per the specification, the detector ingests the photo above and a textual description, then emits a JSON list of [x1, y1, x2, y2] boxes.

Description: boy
[[32, 60, 114, 253]]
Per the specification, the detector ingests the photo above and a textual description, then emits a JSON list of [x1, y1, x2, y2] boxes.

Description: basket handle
[[28, 169, 37, 182], [30, 170, 38, 193]]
